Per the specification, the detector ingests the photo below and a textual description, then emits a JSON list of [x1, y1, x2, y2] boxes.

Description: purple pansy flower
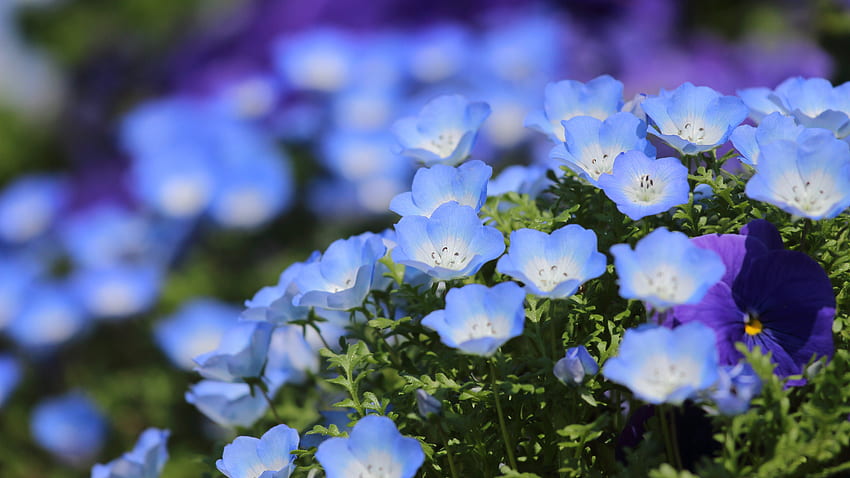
[[663, 220, 835, 380]]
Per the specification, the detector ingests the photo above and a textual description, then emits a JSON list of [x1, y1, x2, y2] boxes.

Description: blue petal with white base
[[91, 428, 170, 478], [730, 112, 805, 168], [193, 321, 274, 382], [597, 151, 690, 221], [390, 160, 491, 217], [216, 424, 299, 478]]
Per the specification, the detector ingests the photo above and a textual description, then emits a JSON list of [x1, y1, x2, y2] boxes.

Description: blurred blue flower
[[745, 130, 850, 219], [610, 228, 725, 311], [392, 94, 491, 166], [554, 346, 599, 386], [154, 299, 239, 371], [0, 354, 21, 408], [6, 281, 88, 349], [406, 23, 470, 84], [737, 86, 787, 122], [69, 265, 161, 320], [525, 75, 624, 143], [390, 160, 491, 217], [551, 112, 655, 185], [211, 73, 282, 120], [602, 322, 720, 405], [0, 173, 66, 244], [331, 87, 401, 133], [486, 164, 551, 198], [216, 424, 299, 478], [31, 392, 106, 465], [293, 233, 387, 310], [91, 428, 170, 478], [765, 77, 850, 138], [392, 202, 504, 281], [0, 255, 42, 329], [185, 380, 269, 429], [272, 27, 353, 93], [321, 131, 410, 183], [597, 151, 690, 221], [421, 282, 525, 357], [415, 389, 442, 418], [730, 112, 805, 168], [707, 362, 762, 415], [496, 225, 606, 299], [477, 14, 561, 87], [242, 255, 317, 325], [193, 321, 274, 382], [263, 326, 320, 391], [642, 82, 748, 154], [316, 415, 424, 478]]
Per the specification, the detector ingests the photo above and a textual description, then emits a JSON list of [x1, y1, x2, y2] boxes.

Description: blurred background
[[0, 0, 847, 476]]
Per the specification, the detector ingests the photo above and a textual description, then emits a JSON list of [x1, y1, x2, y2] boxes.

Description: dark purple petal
[[690, 233, 768, 289], [740, 219, 784, 251], [668, 282, 745, 366]]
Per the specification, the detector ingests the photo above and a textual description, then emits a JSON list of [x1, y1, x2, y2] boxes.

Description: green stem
[[490, 360, 518, 471], [256, 384, 283, 423], [659, 406, 683, 470], [438, 425, 460, 478]]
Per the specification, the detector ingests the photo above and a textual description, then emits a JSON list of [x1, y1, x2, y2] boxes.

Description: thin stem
[[307, 320, 333, 351], [256, 384, 283, 423], [659, 406, 683, 470], [438, 425, 460, 478], [658, 406, 676, 468], [490, 359, 518, 471], [668, 407, 683, 470]]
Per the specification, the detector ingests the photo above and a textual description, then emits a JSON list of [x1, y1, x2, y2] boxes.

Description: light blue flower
[[597, 151, 690, 221], [392, 202, 504, 281], [320, 131, 410, 183], [263, 326, 320, 391], [59, 203, 155, 268], [185, 380, 269, 429], [554, 346, 599, 385], [0, 255, 42, 329], [767, 77, 850, 138], [316, 415, 424, 478], [193, 321, 274, 382], [421, 282, 525, 356], [707, 362, 762, 416], [242, 254, 317, 325], [91, 428, 170, 478], [7, 281, 89, 349], [525, 75, 624, 143], [31, 392, 106, 465], [415, 389, 442, 418], [642, 82, 748, 154], [496, 225, 606, 298], [737, 87, 786, 122], [216, 424, 299, 478], [610, 228, 726, 311], [0, 173, 66, 244], [406, 23, 470, 84], [390, 160, 491, 217], [0, 354, 21, 408], [272, 27, 353, 92], [391, 94, 491, 166], [154, 299, 238, 371], [69, 265, 161, 320], [550, 111, 655, 185], [745, 129, 850, 219], [293, 233, 387, 310], [486, 164, 551, 199], [477, 14, 560, 86], [602, 322, 720, 405], [730, 112, 806, 167]]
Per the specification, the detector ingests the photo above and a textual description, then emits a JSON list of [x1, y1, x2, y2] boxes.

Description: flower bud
[[554, 345, 598, 385], [415, 389, 442, 417]]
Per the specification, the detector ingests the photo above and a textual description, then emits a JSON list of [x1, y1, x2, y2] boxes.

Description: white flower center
[[781, 177, 837, 216], [428, 244, 469, 270], [356, 451, 400, 478], [528, 260, 579, 292], [635, 264, 693, 304], [625, 173, 663, 204], [463, 314, 500, 342], [634, 356, 701, 402], [676, 121, 707, 143], [426, 129, 463, 158]]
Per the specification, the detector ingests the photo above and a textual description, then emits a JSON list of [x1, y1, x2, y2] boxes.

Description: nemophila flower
[[321, 131, 409, 183], [31, 392, 106, 465], [0, 174, 66, 244], [272, 28, 353, 92], [185, 380, 269, 428], [477, 86, 535, 150], [331, 87, 401, 133], [550, 111, 655, 185], [212, 73, 282, 120], [611, 228, 725, 311], [729, 112, 805, 168], [389, 160, 491, 217], [293, 233, 387, 310], [7, 282, 88, 349], [706, 363, 762, 415], [744, 130, 850, 219], [642, 82, 748, 154], [554, 346, 599, 386], [602, 322, 720, 405], [242, 255, 317, 324], [421, 282, 525, 356], [154, 299, 238, 371], [392, 202, 504, 281], [478, 13, 560, 86], [486, 164, 551, 199], [391, 94, 491, 166], [496, 225, 606, 298], [316, 415, 424, 478], [0, 355, 21, 408], [263, 326, 321, 391], [415, 389, 442, 418], [69, 265, 161, 320], [91, 428, 170, 478], [597, 151, 690, 221], [737, 87, 786, 122], [216, 424, 299, 478], [664, 220, 835, 379], [0, 255, 42, 329], [765, 77, 850, 138], [406, 23, 470, 84], [525, 75, 624, 143], [193, 321, 274, 382]]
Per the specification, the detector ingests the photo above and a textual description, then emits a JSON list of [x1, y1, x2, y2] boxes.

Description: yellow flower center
[[745, 317, 763, 336]]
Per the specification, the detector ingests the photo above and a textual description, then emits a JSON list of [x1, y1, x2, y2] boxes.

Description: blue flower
[[242, 255, 317, 325], [486, 164, 551, 199], [293, 233, 387, 310], [69, 265, 161, 320], [391, 94, 491, 166], [406, 23, 470, 84], [525, 75, 624, 143], [272, 27, 353, 92], [154, 299, 238, 371], [7, 281, 89, 349], [0, 255, 42, 329], [729, 112, 805, 168], [0, 174, 66, 244], [597, 151, 690, 221], [602, 322, 720, 405], [185, 380, 269, 429], [496, 225, 606, 298], [316, 415, 424, 478], [31, 392, 106, 465], [216, 424, 300, 478], [550, 111, 655, 185], [744, 130, 850, 219], [642, 82, 748, 154], [91, 428, 170, 478], [554, 346, 599, 386], [737, 87, 786, 122], [390, 160, 491, 217], [421, 282, 525, 356], [707, 363, 762, 415], [610, 228, 726, 311], [392, 202, 504, 281], [193, 321, 274, 382], [415, 389, 442, 418], [0, 354, 21, 408], [263, 326, 320, 391], [764, 77, 850, 138]]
